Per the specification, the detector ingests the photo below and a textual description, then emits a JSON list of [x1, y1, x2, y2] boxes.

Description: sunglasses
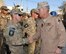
[[18, 14, 22, 16], [4, 9, 8, 11]]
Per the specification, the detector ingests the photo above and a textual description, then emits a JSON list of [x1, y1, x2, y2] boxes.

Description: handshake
[[22, 32, 34, 45], [22, 38, 29, 45], [22, 36, 34, 45]]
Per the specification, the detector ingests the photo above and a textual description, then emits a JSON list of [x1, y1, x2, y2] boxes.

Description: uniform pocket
[[45, 23, 54, 31]]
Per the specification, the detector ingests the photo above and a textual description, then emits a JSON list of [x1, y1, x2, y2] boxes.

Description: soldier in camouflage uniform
[[3, 10, 24, 54], [0, 6, 11, 30], [24, 9, 38, 54], [0, 6, 11, 54], [19, 12, 29, 54]]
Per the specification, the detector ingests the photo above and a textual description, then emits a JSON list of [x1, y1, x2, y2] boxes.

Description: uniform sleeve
[[32, 21, 41, 42], [3, 25, 8, 36], [28, 19, 41, 43], [56, 17, 66, 47], [26, 18, 36, 36]]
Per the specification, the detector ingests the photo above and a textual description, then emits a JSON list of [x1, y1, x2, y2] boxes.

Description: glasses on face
[[4, 9, 8, 11], [14, 13, 22, 17], [18, 14, 22, 16]]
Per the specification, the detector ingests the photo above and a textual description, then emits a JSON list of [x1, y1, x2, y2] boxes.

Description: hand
[[55, 48, 61, 54], [22, 38, 28, 44], [28, 36, 33, 43]]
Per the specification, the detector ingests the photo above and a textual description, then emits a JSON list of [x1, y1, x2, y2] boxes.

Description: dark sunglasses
[[4, 9, 8, 11], [18, 14, 22, 16]]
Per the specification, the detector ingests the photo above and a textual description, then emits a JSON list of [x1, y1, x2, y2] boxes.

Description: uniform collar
[[42, 14, 52, 23]]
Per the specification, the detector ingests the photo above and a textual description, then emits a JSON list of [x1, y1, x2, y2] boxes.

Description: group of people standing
[[0, 1, 66, 54]]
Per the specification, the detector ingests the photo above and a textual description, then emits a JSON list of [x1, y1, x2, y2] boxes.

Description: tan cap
[[0, 6, 9, 10], [37, 2, 49, 9], [10, 9, 22, 14], [30, 9, 39, 14]]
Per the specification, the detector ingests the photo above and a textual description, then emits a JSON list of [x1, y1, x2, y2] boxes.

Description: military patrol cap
[[30, 9, 39, 14], [21, 13, 27, 17], [10, 9, 22, 15], [37, 2, 49, 9], [10, 9, 18, 15], [0, 6, 9, 10]]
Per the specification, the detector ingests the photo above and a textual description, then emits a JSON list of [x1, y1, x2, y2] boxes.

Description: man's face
[[34, 13, 38, 19], [3, 9, 8, 14], [12, 13, 21, 22], [31, 12, 38, 19], [38, 7, 49, 18]]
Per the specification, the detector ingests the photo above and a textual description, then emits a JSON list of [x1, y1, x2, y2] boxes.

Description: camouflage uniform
[[3, 20, 23, 54], [34, 18, 41, 54], [0, 6, 11, 30], [0, 6, 11, 54], [19, 18, 29, 54], [24, 17, 36, 54], [0, 14, 11, 29]]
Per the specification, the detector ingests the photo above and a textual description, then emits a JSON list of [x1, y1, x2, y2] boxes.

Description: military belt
[[12, 45, 23, 46]]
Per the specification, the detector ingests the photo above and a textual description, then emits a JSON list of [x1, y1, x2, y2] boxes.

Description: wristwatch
[[58, 46, 63, 49]]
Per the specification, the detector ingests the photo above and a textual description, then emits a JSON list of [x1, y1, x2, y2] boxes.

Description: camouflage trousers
[[34, 39, 41, 54], [9, 45, 23, 54], [23, 45, 28, 54], [23, 42, 35, 54], [28, 42, 35, 54]]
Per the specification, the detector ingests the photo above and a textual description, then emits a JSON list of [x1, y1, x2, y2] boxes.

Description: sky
[[4, 0, 66, 12]]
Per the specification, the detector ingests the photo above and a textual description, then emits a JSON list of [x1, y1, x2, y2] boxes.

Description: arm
[[56, 18, 66, 47], [55, 17, 66, 54], [28, 20, 41, 43]]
